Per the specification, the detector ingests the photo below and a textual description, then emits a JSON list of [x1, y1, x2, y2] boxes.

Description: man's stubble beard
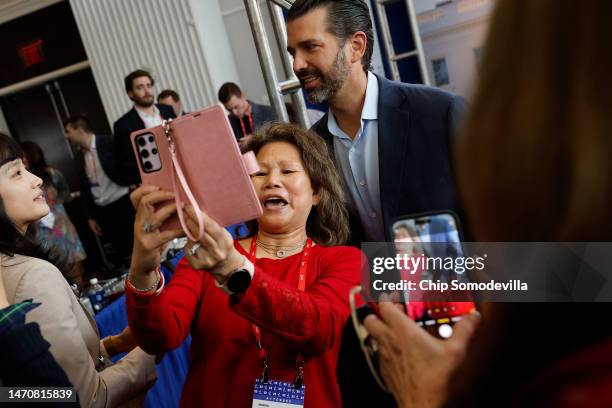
[[305, 48, 351, 104], [133, 95, 154, 108]]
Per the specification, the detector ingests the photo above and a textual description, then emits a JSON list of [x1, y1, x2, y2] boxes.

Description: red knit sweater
[[126, 241, 362, 407]]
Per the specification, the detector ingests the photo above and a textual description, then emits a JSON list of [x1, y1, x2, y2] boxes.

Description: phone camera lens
[[141, 149, 150, 158], [151, 148, 158, 155], [438, 324, 453, 339], [137, 137, 146, 146], [148, 136, 154, 143], [144, 161, 152, 170]]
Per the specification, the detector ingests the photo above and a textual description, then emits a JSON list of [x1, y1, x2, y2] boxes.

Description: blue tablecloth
[[95, 256, 190, 408], [95, 222, 245, 406]]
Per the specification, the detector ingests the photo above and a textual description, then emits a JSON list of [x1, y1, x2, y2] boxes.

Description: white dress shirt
[[135, 105, 163, 129], [84, 135, 129, 206]]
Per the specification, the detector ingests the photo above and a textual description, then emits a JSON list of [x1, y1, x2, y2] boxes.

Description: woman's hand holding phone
[[183, 205, 245, 284], [129, 185, 184, 288], [363, 302, 480, 408]]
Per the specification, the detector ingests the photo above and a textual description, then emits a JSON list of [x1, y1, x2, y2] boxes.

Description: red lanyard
[[239, 105, 254, 138], [248, 236, 312, 387]]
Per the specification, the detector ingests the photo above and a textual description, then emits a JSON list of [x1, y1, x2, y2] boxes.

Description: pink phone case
[[130, 105, 262, 233]]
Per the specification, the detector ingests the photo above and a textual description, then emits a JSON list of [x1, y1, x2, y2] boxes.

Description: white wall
[[414, 0, 438, 14], [189, 0, 241, 95], [69, 0, 234, 126], [421, 21, 488, 98], [219, 0, 287, 105], [418, 0, 493, 99]]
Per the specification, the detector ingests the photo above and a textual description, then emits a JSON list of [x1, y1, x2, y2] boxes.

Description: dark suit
[[75, 134, 135, 259], [228, 101, 275, 140], [75, 134, 123, 220], [112, 104, 175, 186], [314, 75, 467, 407], [311, 74, 466, 244], [0, 321, 73, 387]]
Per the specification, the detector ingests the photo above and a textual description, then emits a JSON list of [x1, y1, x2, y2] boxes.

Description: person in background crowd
[[113, 69, 175, 186], [157, 89, 186, 118], [64, 115, 136, 267], [0, 132, 157, 407], [218, 82, 275, 142], [364, 1, 612, 407], [126, 122, 361, 407], [20, 141, 87, 288], [287, 0, 466, 244]]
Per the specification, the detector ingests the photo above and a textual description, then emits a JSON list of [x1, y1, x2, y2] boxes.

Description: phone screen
[[392, 212, 476, 339]]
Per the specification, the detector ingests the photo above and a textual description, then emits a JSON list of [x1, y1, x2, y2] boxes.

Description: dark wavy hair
[[242, 122, 349, 246], [124, 69, 154, 93], [218, 82, 243, 104], [0, 133, 51, 261], [288, 0, 374, 72]]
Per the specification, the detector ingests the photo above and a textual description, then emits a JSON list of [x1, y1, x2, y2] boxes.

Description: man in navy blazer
[[287, 1, 467, 406], [113, 70, 176, 186], [287, 0, 466, 245]]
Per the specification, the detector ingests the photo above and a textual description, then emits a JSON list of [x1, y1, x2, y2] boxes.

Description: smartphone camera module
[[136, 132, 162, 173]]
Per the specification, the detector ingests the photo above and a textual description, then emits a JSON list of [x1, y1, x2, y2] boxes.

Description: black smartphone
[[390, 211, 476, 339]]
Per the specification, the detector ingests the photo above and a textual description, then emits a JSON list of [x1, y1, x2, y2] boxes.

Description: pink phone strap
[[163, 120, 205, 242]]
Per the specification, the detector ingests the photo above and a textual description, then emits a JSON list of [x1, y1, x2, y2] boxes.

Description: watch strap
[[215, 257, 254, 295]]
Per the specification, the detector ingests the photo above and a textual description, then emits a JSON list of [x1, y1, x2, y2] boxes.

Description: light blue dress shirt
[[327, 72, 385, 241]]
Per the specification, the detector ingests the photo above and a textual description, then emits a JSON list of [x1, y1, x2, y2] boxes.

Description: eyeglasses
[[348, 285, 389, 393]]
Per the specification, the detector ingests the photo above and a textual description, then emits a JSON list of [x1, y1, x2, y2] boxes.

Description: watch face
[[227, 269, 252, 294]]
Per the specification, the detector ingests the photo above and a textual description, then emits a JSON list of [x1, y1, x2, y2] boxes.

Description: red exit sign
[[18, 39, 45, 67]]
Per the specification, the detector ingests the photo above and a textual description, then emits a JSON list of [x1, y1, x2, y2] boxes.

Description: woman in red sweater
[[126, 122, 362, 407]]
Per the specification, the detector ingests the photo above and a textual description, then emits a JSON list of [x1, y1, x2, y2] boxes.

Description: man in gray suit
[[287, 0, 466, 245]]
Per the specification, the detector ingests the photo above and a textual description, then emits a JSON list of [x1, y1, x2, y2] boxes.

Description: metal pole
[[243, 0, 289, 122], [45, 84, 74, 159], [405, 0, 431, 85], [54, 81, 71, 118], [375, 1, 401, 81], [270, 0, 293, 8], [0, 60, 89, 97], [267, 1, 310, 128]]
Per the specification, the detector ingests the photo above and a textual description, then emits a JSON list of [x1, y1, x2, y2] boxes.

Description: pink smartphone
[[130, 105, 263, 233]]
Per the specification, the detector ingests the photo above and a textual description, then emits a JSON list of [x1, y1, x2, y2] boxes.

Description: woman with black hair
[[21, 141, 86, 287], [0, 132, 156, 407]]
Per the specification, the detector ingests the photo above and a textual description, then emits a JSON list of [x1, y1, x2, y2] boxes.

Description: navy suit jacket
[[311, 74, 467, 244], [112, 103, 176, 186]]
